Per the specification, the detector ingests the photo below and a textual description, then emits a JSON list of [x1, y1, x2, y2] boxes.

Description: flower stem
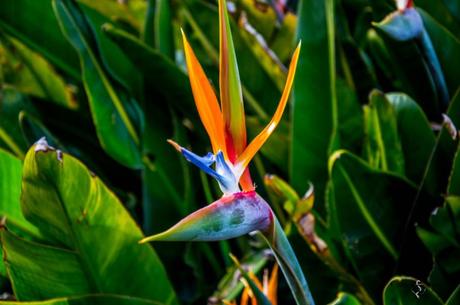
[[418, 29, 450, 109], [260, 217, 316, 305]]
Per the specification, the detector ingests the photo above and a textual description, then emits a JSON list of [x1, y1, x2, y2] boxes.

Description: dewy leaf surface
[[2, 143, 178, 304]]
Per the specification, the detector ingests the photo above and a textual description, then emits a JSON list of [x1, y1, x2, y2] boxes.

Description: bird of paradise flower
[[140, 1, 315, 304]]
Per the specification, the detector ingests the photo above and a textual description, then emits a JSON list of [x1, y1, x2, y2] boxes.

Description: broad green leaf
[[102, 25, 192, 232], [363, 90, 405, 175], [77, 0, 143, 31], [383, 276, 443, 305], [417, 89, 460, 200], [367, 29, 440, 119], [386, 93, 436, 184], [77, 2, 142, 95], [1, 36, 77, 110], [0, 89, 31, 158], [290, 0, 336, 208], [102, 24, 197, 122], [328, 151, 427, 298], [142, 0, 155, 47], [53, 0, 142, 168], [335, 80, 364, 155], [4, 142, 178, 304], [0, 149, 39, 237], [416, 0, 460, 39], [328, 293, 362, 305], [0, 149, 39, 285], [0, 0, 80, 79], [419, 9, 460, 98], [154, 0, 174, 59], [0, 294, 164, 305]]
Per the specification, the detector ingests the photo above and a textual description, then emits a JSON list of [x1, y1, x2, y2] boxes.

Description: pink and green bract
[[140, 1, 314, 304]]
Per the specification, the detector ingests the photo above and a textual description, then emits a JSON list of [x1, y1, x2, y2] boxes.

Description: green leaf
[[77, 2, 142, 95], [383, 276, 443, 305], [0, 149, 39, 237], [4, 141, 177, 304], [0, 89, 31, 158], [1, 36, 77, 110], [334, 80, 364, 155], [328, 151, 423, 298], [0, 0, 80, 79], [53, 0, 142, 168], [0, 149, 39, 285], [446, 285, 460, 305], [0, 294, 166, 305], [142, 0, 155, 46], [328, 293, 362, 305], [102, 24, 194, 232], [363, 90, 405, 175], [259, 219, 316, 305], [417, 196, 460, 299], [154, 0, 174, 59], [419, 9, 460, 97], [290, 0, 336, 207], [416, 0, 460, 39], [366, 29, 441, 119], [77, 0, 143, 31], [417, 89, 460, 200], [212, 251, 269, 302], [102, 24, 197, 121], [447, 143, 460, 195], [386, 93, 436, 184]]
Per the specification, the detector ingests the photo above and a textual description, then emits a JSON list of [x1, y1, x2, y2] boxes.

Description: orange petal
[[267, 264, 279, 305], [240, 168, 254, 192], [241, 287, 250, 305], [235, 43, 301, 175], [181, 29, 226, 155]]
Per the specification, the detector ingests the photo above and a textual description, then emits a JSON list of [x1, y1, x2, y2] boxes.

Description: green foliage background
[[0, 0, 459, 304]]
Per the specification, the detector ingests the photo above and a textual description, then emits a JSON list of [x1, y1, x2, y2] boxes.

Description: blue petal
[[180, 148, 220, 180]]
